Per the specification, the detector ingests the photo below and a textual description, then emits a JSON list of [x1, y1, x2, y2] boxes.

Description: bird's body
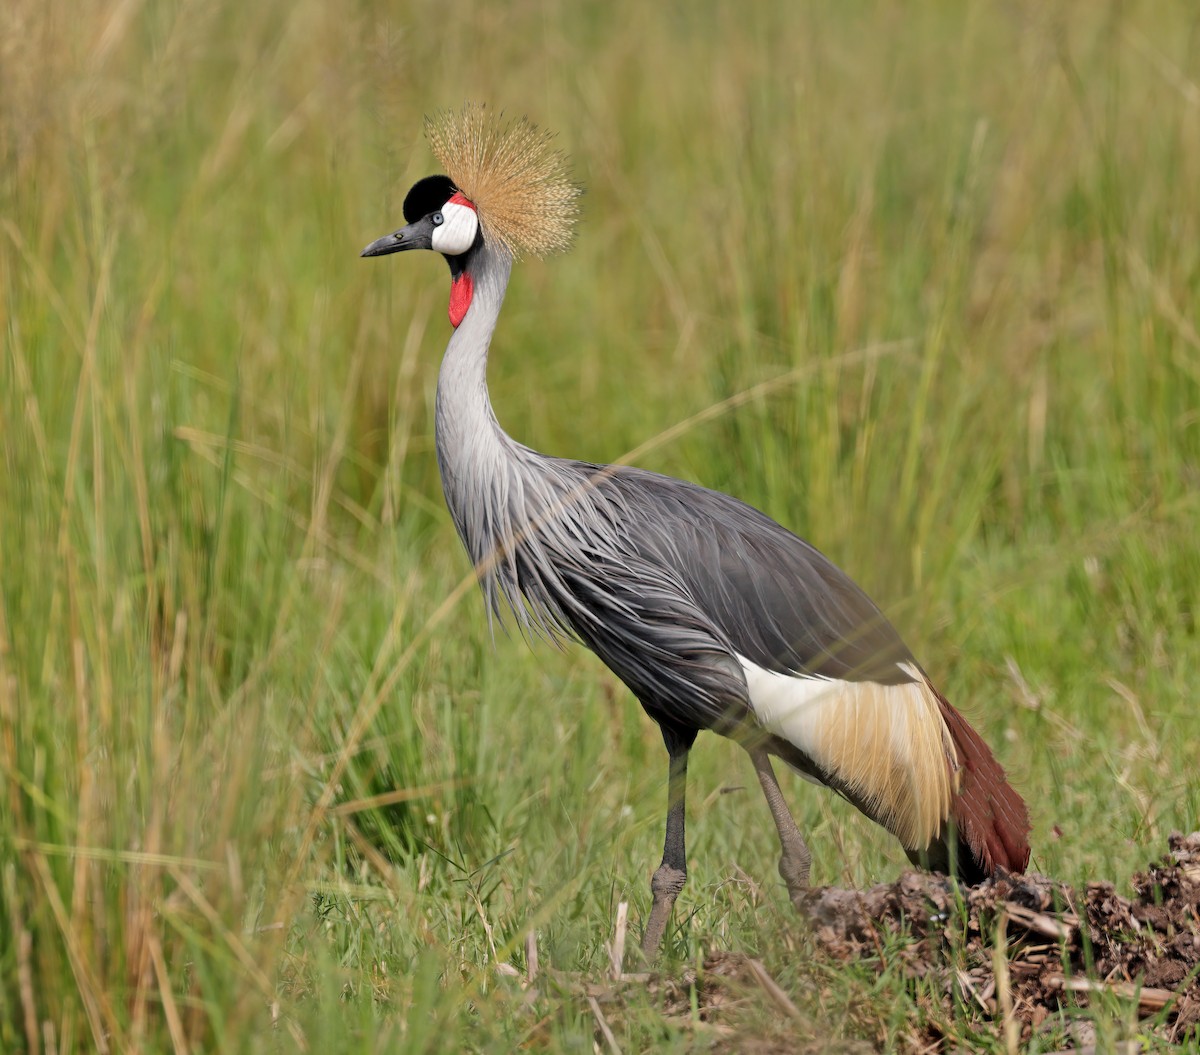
[[365, 106, 1031, 956]]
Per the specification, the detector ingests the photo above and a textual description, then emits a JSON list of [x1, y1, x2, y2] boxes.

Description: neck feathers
[[435, 238, 513, 555], [433, 241, 614, 641], [434, 242, 564, 634]]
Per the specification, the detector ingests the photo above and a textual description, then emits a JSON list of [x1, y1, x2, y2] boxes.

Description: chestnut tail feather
[[910, 691, 1031, 883]]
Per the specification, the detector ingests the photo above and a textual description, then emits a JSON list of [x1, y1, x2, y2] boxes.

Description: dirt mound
[[800, 832, 1200, 1048]]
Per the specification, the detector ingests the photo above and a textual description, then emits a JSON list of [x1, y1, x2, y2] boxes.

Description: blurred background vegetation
[[1, 0, 1197, 1050]]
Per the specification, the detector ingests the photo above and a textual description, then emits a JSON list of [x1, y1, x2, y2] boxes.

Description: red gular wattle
[[449, 271, 474, 327]]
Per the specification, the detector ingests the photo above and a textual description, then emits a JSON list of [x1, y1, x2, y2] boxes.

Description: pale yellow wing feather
[[739, 658, 960, 849]]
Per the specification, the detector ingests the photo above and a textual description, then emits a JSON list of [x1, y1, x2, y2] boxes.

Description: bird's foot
[[641, 863, 687, 959], [778, 842, 812, 912]]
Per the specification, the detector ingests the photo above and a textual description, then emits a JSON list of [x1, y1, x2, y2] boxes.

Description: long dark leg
[[749, 747, 811, 910], [641, 724, 696, 959]]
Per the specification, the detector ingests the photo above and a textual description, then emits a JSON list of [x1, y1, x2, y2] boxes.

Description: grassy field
[[2, 0, 1199, 1050]]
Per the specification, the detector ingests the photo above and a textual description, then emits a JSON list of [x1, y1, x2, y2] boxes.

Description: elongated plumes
[[425, 104, 581, 259]]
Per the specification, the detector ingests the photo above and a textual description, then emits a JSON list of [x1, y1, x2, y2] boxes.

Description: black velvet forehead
[[403, 175, 457, 223]]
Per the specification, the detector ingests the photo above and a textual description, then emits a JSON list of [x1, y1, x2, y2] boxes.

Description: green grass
[[2, 0, 1199, 1050]]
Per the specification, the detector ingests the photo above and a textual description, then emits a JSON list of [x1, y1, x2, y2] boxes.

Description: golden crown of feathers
[[424, 105, 582, 259]]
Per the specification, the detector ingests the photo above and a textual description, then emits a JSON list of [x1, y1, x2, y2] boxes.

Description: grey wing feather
[[551, 552, 752, 733], [461, 445, 915, 733], [601, 466, 916, 686], [470, 450, 749, 732]]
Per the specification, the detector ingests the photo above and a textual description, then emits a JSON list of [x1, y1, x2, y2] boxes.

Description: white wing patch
[[431, 201, 479, 256], [737, 656, 959, 850]]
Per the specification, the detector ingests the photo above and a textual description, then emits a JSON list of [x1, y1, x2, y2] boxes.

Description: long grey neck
[[432, 240, 609, 636], [434, 240, 521, 567]]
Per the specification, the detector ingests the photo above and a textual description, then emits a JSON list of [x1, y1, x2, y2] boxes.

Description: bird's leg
[[749, 747, 811, 911], [641, 727, 695, 959]]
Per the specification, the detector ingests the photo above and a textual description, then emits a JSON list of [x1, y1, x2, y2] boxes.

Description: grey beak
[[361, 218, 433, 258], [361, 230, 408, 257]]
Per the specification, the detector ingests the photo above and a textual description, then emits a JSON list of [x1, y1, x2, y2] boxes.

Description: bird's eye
[[431, 212, 444, 226]]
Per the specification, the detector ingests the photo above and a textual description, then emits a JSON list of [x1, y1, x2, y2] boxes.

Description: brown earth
[[795, 831, 1200, 1049], [544, 834, 1200, 1052]]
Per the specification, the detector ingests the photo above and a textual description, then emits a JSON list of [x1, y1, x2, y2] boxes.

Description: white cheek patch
[[431, 201, 479, 255]]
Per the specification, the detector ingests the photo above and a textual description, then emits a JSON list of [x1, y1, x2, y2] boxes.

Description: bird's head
[[361, 105, 581, 328], [361, 176, 483, 326], [361, 175, 481, 261]]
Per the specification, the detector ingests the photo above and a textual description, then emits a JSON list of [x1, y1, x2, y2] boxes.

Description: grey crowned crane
[[362, 106, 1031, 958]]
